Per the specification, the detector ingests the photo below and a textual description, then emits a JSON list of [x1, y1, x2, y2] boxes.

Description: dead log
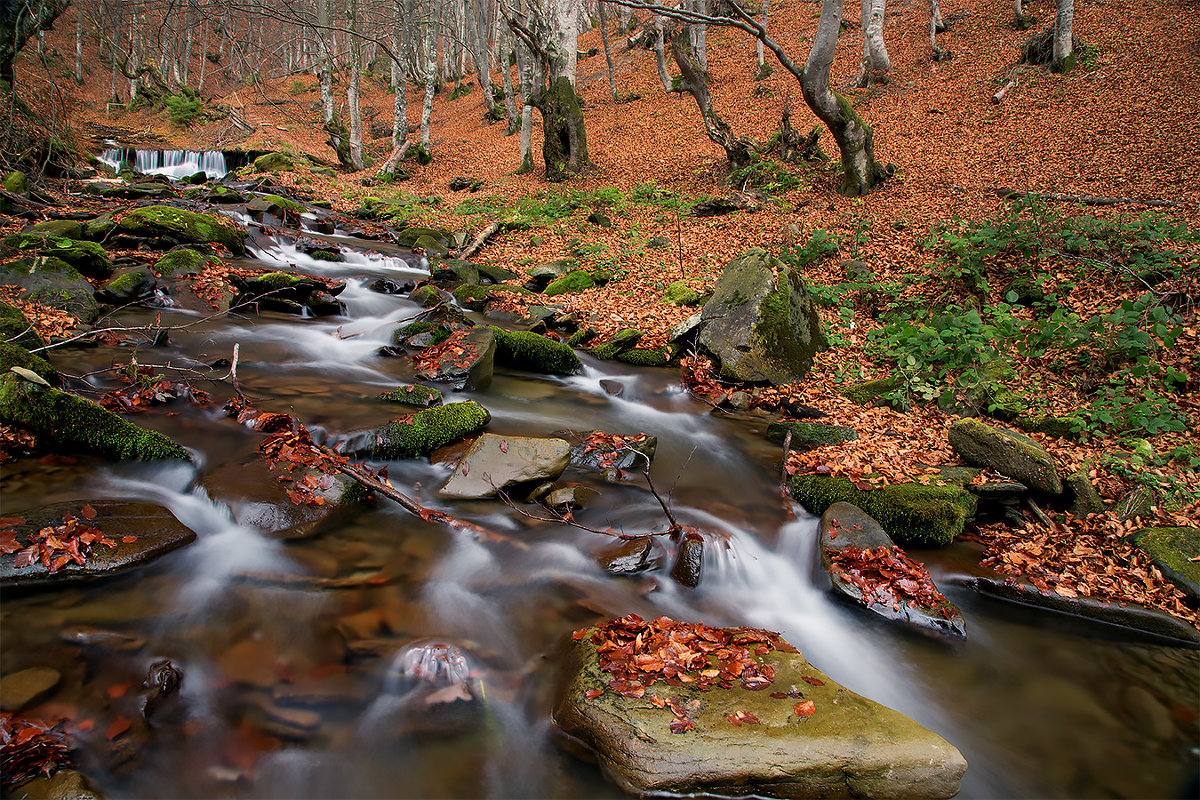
[[377, 140, 413, 177], [459, 220, 501, 260], [993, 188, 1179, 208], [991, 79, 1016, 104]]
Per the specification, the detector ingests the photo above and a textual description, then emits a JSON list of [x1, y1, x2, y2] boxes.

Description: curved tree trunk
[[598, 0, 619, 102], [801, 0, 890, 195], [529, 75, 590, 181], [856, 0, 889, 86], [669, 30, 753, 167], [653, 15, 672, 91], [930, 0, 947, 59]]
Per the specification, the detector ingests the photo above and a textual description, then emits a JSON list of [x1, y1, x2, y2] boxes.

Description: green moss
[[372, 400, 491, 459], [616, 347, 672, 367], [153, 248, 213, 277], [117, 205, 246, 255], [253, 272, 303, 290], [663, 281, 701, 306], [309, 249, 343, 262], [256, 193, 306, 214], [489, 327, 582, 375], [590, 328, 644, 360], [408, 285, 443, 307], [766, 421, 859, 449], [544, 270, 596, 296], [789, 474, 976, 548], [0, 257, 99, 324], [3, 171, 30, 193], [3, 234, 112, 279], [0, 342, 55, 382], [103, 269, 151, 298], [379, 383, 443, 407], [1015, 414, 1079, 439], [0, 374, 190, 461], [1132, 527, 1199, 596], [395, 226, 452, 249], [0, 303, 47, 351], [836, 376, 899, 406], [253, 152, 295, 172], [84, 211, 118, 241], [23, 220, 84, 239]]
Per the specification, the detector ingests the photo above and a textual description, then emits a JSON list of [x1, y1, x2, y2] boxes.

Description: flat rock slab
[[439, 434, 571, 499], [0, 501, 196, 587], [0, 667, 61, 711], [556, 617, 967, 798], [819, 503, 966, 639]]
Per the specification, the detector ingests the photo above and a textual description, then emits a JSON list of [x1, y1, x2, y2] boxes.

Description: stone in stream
[[489, 326, 582, 375], [594, 536, 663, 575], [555, 615, 967, 798], [415, 327, 496, 391], [379, 383, 443, 408], [114, 205, 247, 255], [819, 503, 966, 638], [669, 532, 704, 588], [0, 501, 197, 588], [542, 484, 599, 512], [439, 433, 571, 500], [0, 667, 62, 711], [361, 400, 492, 460], [230, 272, 347, 317], [695, 248, 826, 385], [557, 429, 658, 481], [948, 418, 1063, 495], [97, 266, 158, 304], [0, 256, 100, 324]]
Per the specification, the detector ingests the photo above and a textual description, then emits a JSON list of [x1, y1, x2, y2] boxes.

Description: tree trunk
[[391, 1, 408, 148], [75, 6, 84, 85], [689, 0, 707, 72], [1053, 0, 1074, 72], [419, 0, 442, 148], [801, 0, 889, 195], [653, 15, 671, 91], [856, 0, 889, 86], [470, 0, 496, 115], [598, 0, 619, 102], [499, 24, 520, 133], [316, 0, 337, 126], [529, 76, 590, 181], [755, 0, 769, 75], [347, 0, 365, 171], [669, 30, 753, 167], [515, 6, 536, 173]]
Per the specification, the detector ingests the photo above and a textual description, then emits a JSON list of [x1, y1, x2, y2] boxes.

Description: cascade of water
[[97, 148, 229, 178]]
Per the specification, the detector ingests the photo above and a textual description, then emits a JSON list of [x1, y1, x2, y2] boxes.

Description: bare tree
[[856, 0, 889, 86], [0, 0, 72, 89], [1053, 0, 1073, 72]]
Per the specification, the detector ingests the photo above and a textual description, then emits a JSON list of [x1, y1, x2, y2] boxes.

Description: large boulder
[[231, 271, 345, 317], [253, 152, 296, 172], [22, 219, 85, 239], [115, 205, 246, 255], [359, 401, 491, 459], [489, 327, 582, 375], [0, 372, 191, 462], [819, 503, 966, 637], [555, 615, 967, 798], [0, 501, 196, 587], [696, 248, 826, 384], [0, 257, 100, 324], [438, 433, 571, 499], [3, 234, 112, 279], [948, 418, 1063, 494], [789, 474, 976, 548]]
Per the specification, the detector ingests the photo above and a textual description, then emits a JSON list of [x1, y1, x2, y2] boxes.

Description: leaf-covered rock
[[414, 327, 496, 390], [1132, 527, 1199, 600]]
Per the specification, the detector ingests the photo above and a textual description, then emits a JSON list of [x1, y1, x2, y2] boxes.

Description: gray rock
[[555, 621, 968, 798], [1066, 462, 1105, 518], [415, 327, 496, 391], [97, 266, 157, 304], [543, 485, 599, 511], [767, 420, 858, 449], [439, 434, 571, 499], [670, 533, 704, 587], [697, 248, 826, 384], [595, 537, 662, 575], [667, 313, 703, 344], [948, 418, 1063, 494], [1131, 527, 1199, 600], [0, 257, 99, 324], [819, 503, 966, 638], [0, 501, 197, 587], [0, 667, 61, 711]]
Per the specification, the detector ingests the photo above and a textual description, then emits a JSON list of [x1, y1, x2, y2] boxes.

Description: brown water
[[2, 215, 1196, 799]]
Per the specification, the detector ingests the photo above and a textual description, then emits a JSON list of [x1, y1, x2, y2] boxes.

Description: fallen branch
[[993, 188, 1180, 208], [459, 220, 501, 260], [377, 140, 413, 177], [991, 79, 1016, 104]]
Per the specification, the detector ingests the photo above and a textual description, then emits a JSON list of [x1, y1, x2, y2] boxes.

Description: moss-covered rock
[[247, 193, 306, 221], [663, 281, 701, 306], [1131, 527, 1199, 600], [766, 421, 859, 449], [395, 226, 452, 253], [616, 347, 673, 367], [0, 373, 190, 461], [253, 152, 295, 172], [789, 474, 977, 548], [590, 328, 644, 360], [116, 205, 246, 255], [948, 418, 1063, 494], [524, 259, 576, 291], [697, 248, 827, 384], [489, 327, 582, 375], [1065, 461, 1105, 518], [98, 266, 157, 304], [543, 269, 596, 296], [366, 400, 491, 459], [153, 247, 215, 277], [1014, 414, 1080, 439], [379, 383, 443, 407], [0, 303, 47, 351], [836, 376, 900, 406], [0, 257, 99, 324], [3, 171, 30, 194], [0, 342, 55, 383], [83, 211, 118, 241], [22, 219, 84, 239], [3, 234, 112, 279]]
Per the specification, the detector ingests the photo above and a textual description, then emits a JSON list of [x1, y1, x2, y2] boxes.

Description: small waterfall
[[98, 147, 229, 179]]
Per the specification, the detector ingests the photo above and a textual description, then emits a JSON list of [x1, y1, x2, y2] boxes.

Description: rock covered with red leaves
[[819, 502, 966, 638], [554, 614, 966, 798]]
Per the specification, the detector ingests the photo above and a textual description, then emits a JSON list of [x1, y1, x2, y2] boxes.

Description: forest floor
[[9, 0, 1200, 625]]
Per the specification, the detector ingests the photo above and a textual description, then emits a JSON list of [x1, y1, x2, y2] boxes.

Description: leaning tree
[[1, 0, 72, 90]]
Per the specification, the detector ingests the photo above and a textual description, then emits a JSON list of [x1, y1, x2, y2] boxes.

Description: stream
[[1, 192, 1197, 799]]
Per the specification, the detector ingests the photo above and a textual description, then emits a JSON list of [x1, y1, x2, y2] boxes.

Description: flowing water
[[1, 203, 1196, 799], [96, 149, 236, 179]]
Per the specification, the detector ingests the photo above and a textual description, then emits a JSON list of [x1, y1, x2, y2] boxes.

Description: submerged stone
[[0, 667, 61, 711]]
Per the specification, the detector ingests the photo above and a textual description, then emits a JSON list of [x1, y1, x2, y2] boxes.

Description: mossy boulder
[[3, 234, 112, 279], [766, 421, 859, 449], [0, 342, 56, 383], [84, 211, 118, 241], [232, 271, 346, 317], [1065, 461, 1105, 518], [3, 171, 30, 194], [663, 281, 701, 306], [789, 474, 977, 548], [948, 418, 1063, 494], [247, 193, 306, 218], [489, 327, 582, 375], [363, 400, 491, 459], [379, 383, 443, 408], [1014, 414, 1080, 439], [615, 346, 674, 367], [116, 205, 246, 255], [544, 269, 596, 296], [0, 303, 47, 351], [97, 266, 157, 304], [153, 247, 215, 277], [395, 226, 452, 255], [836, 376, 900, 406], [590, 328, 644, 360], [22, 219, 84, 239], [1132, 527, 1199, 600], [0, 257, 99, 324], [253, 152, 295, 172], [524, 259, 576, 291], [696, 248, 826, 384], [0, 373, 190, 461], [555, 620, 967, 798]]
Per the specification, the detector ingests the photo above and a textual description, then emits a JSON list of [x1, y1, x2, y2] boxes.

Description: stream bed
[[2, 203, 1197, 799]]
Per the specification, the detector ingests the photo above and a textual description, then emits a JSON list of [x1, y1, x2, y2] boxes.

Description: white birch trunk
[[347, 0, 365, 170], [857, 0, 889, 86], [1053, 0, 1074, 71]]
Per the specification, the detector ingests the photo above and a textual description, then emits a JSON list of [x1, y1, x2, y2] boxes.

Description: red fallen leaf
[[461, 461, 469, 475], [801, 676, 825, 686], [572, 629, 587, 640], [121, 536, 137, 544], [106, 716, 131, 740], [725, 713, 742, 726], [647, 695, 667, 708], [829, 530, 838, 539], [0, 530, 21, 554], [739, 711, 761, 724], [794, 700, 816, 717], [106, 682, 131, 699], [584, 689, 604, 700], [74, 719, 95, 733], [50, 553, 73, 573], [769, 691, 789, 699], [80, 504, 97, 520], [669, 716, 694, 734], [14, 545, 38, 568]]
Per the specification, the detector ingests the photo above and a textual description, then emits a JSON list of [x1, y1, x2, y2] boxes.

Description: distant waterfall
[[98, 148, 229, 179]]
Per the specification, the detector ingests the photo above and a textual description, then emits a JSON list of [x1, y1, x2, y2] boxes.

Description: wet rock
[[439, 434, 571, 499], [766, 420, 858, 449], [246, 194, 305, 222], [416, 327, 496, 390], [696, 248, 826, 384], [59, 627, 147, 653], [204, 459, 364, 540], [115, 205, 246, 255], [379, 383, 443, 408], [614, 346, 673, 367], [789, 474, 976, 548], [948, 418, 1063, 494], [589, 328, 643, 360], [0, 501, 196, 588], [489, 326, 582, 375], [669, 533, 704, 588], [230, 272, 346, 317], [543, 484, 599, 512], [819, 503, 966, 638], [0, 302, 47, 351], [1131, 527, 1199, 600], [85, 180, 177, 200], [451, 283, 534, 312], [595, 537, 662, 575], [152, 247, 215, 277], [14, 769, 102, 800], [555, 620, 967, 798], [97, 266, 157, 304], [253, 152, 295, 172], [0, 373, 190, 462], [560, 429, 658, 479], [362, 400, 491, 459], [3, 234, 112, 279], [0, 667, 62, 711], [368, 277, 413, 295], [0, 257, 99, 324], [524, 259, 575, 291], [247, 697, 322, 739], [598, 379, 624, 397]]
